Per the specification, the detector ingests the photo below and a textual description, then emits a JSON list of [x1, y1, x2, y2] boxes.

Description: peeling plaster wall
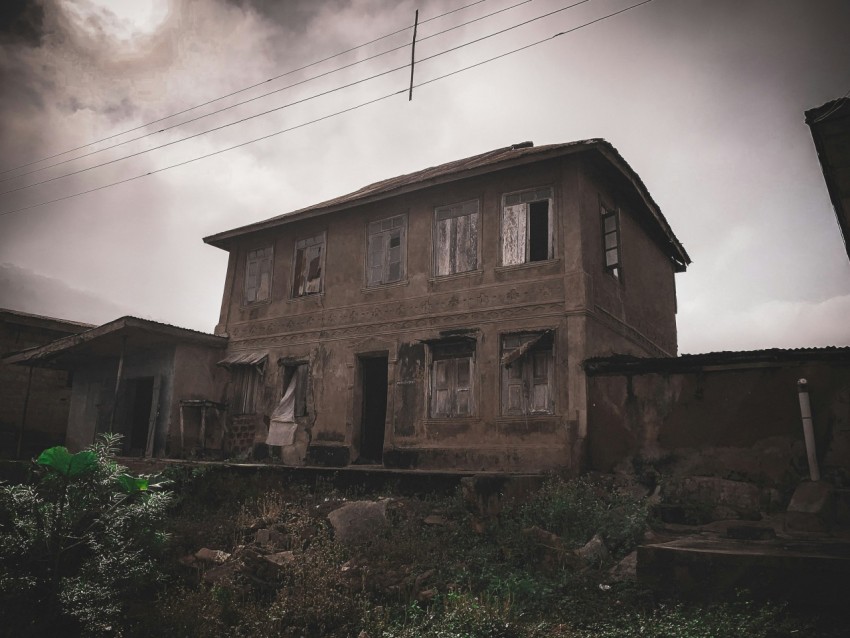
[[216, 155, 682, 472], [586, 360, 850, 483]]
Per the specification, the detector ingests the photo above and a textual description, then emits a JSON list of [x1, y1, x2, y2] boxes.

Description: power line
[[1, 0, 536, 185], [0, 0, 494, 178], [1, 0, 592, 197], [0, 0, 656, 218]]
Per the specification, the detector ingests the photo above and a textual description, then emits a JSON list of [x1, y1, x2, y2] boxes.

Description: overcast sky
[[0, 0, 848, 354]]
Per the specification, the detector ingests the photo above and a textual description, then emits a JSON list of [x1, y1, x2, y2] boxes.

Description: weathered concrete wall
[[586, 358, 850, 486], [66, 349, 176, 454], [0, 315, 90, 457], [214, 154, 681, 472], [168, 343, 228, 453]]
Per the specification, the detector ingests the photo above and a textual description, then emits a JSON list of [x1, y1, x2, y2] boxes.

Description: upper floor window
[[601, 206, 621, 278], [244, 246, 273, 305], [430, 340, 475, 418], [293, 233, 325, 297], [367, 215, 406, 286], [501, 331, 554, 416], [501, 187, 554, 265], [434, 200, 479, 276]]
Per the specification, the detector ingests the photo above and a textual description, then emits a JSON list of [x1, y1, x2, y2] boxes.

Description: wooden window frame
[[500, 186, 554, 266], [243, 245, 273, 306], [433, 199, 480, 277], [428, 341, 475, 418], [601, 205, 622, 280], [366, 214, 407, 287], [500, 331, 554, 416], [292, 232, 326, 298]]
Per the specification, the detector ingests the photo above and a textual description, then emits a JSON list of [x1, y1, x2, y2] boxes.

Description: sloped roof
[[2, 316, 226, 368], [204, 139, 690, 271], [0, 307, 95, 334], [584, 346, 850, 375], [806, 97, 850, 263]]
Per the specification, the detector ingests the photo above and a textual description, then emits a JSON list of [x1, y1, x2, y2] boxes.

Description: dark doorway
[[359, 356, 388, 463], [127, 377, 155, 456]]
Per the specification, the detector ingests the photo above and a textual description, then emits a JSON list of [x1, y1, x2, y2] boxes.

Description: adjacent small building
[[3, 316, 227, 457], [203, 139, 690, 473], [0, 309, 93, 458]]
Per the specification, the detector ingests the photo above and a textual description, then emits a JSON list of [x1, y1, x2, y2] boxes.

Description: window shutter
[[502, 203, 527, 265], [304, 243, 323, 294], [294, 363, 308, 417], [387, 228, 403, 282], [432, 359, 451, 417], [454, 212, 478, 273], [454, 357, 471, 416], [435, 217, 452, 276], [503, 362, 525, 415], [530, 351, 551, 412], [367, 233, 385, 285], [257, 251, 272, 301]]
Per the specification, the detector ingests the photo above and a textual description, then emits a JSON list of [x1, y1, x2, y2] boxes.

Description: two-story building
[[204, 139, 689, 473]]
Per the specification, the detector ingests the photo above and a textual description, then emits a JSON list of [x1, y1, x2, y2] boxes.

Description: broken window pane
[[502, 187, 552, 265], [294, 234, 325, 297], [367, 215, 406, 286]]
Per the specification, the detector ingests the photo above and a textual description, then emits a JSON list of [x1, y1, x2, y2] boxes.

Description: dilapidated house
[[0, 309, 93, 457], [4, 317, 227, 457], [203, 140, 690, 472]]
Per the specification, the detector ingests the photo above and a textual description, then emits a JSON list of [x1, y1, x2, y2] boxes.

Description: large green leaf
[[36, 447, 98, 477], [116, 474, 149, 494]]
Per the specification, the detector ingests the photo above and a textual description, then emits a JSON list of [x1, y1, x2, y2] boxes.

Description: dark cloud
[[0, 0, 45, 46]]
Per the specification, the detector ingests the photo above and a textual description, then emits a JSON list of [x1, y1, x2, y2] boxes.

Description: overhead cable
[[0, 0, 656, 218], [0, 0, 494, 177]]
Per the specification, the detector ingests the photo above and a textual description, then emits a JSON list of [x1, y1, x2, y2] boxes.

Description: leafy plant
[[0, 434, 173, 637]]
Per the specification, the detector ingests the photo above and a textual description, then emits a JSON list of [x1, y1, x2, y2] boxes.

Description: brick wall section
[[226, 414, 260, 456], [1, 313, 91, 457]]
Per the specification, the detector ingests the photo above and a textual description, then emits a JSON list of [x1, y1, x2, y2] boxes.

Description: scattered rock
[[417, 588, 437, 602], [264, 551, 296, 567], [522, 526, 563, 549], [423, 514, 449, 526], [194, 548, 231, 564], [178, 554, 197, 568], [328, 500, 389, 545], [607, 551, 637, 581], [255, 528, 286, 546], [576, 534, 610, 567], [202, 560, 241, 585]]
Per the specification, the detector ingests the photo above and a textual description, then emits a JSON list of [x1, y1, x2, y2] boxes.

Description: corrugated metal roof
[[585, 346, 850, 375], [203, 139, 690, 270], [217, 351, 268, 368]]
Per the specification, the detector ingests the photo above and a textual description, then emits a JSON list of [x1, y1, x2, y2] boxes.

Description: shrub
[[0, 435, 172, 637], [516, 475, 648, 559]]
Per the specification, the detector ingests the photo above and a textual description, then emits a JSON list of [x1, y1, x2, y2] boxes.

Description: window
[[501, 332, 554, 415], [429, 341, 475, 418], [501, 187, 553, 265], [434, 200, 479, 276], [367, 215, 406, 286], [232, 365, 262, 415], [280, 363, 308, 418], [244, 246, 273, 305], [293, 233, 325, 297], [601, 206, 621, 278]]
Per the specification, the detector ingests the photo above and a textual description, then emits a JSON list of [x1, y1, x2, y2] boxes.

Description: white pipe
[[797, 379, 820, 482]]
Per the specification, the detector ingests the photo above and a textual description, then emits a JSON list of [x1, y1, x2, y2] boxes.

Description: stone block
[[786, 481, 834, 532]]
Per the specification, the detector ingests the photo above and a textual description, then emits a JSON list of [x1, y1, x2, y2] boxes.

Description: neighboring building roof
[[806, 97, 850, 262], [0, 307, 95, 334], [2, 316, 226, 369], [204, 139, 691, 271], [584, 346, 850, 375]]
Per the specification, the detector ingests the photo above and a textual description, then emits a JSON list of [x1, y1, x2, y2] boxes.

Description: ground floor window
[[430, 341, 475, 418], [501, 331, 554, 415], [232, 365, 262, 415]]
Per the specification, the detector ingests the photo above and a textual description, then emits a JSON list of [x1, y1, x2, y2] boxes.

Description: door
[[359, 356, 388, 463]]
